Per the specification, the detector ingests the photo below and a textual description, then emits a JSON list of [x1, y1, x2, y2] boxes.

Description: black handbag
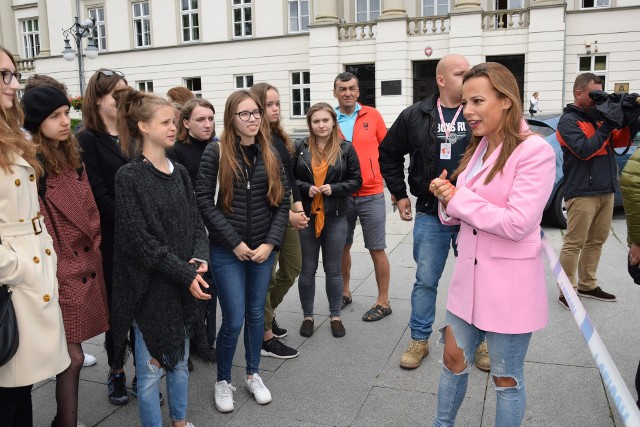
[[0, 284, 19, 367]]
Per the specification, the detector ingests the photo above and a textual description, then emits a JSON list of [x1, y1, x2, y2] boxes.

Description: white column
[[0, 1, 19, 57], [314, 0, 339, 23], [37, 0, 51, 57], [453, 0, 481, 12], [380, 0, 407, 19]]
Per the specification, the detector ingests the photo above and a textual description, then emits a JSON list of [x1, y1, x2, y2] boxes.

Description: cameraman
[[556, 72, 631, 309]]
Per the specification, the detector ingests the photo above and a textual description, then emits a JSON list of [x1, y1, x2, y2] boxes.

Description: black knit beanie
[[22, 86, 71, 133]]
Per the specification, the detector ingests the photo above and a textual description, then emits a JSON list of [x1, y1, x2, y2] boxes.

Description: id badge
[[440, 142, 451, 160]]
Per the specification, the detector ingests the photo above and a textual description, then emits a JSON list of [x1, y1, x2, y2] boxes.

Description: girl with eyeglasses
[[0, 46, 70, 427], [110, 86, 210, 427], [250, 82, 307, 360], [76, 68, 134, 405], [196, 90, 289, 413], [294, 102, 362, 339], [22, 84, 109, 427]]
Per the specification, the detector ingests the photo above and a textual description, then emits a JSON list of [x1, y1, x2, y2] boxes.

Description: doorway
[[345, 63, 376, 107], [486, 54, 525, 102], [412, 60, 439, 104]]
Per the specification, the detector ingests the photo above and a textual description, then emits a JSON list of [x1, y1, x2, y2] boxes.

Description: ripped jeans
[[433, 311, 531, 427], [133, 325, 190, 426]]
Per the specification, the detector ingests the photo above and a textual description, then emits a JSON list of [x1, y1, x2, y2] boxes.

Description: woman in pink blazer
[[430, 63, 555, 427]]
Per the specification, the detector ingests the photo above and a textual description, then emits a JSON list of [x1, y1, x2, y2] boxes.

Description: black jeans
[[0, 385, 33, 427]]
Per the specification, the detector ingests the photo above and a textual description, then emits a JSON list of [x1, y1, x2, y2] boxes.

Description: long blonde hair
[[218, 90, 284, 212], [306, 102, 341, 166], [0, 47, 42, 177], [452, 62, 529, 184]]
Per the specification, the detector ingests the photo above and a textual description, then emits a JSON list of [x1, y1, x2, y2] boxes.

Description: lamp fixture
[[61, 16, 98, 94]]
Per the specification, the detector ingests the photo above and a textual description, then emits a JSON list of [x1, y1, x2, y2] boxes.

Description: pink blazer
[[441, 132, 555, 334]]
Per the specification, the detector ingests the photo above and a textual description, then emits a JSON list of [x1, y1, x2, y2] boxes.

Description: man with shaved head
[[379, 54, 489, 371]]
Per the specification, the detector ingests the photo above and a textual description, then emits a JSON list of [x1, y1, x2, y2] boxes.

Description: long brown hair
[[0, 47, 42, 177], [113, 86, 172, 158], [250, 82, 294, 156], [81, 68, 128, 133], [218, 90, 283, 212], [33, 131, 82, 176], [306, 102, 341, 166], [176, 98, 215, 142], [452, 62, 528, 184]]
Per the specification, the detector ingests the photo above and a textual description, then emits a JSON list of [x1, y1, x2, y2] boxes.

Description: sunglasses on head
[[99, 69, 125, 78]]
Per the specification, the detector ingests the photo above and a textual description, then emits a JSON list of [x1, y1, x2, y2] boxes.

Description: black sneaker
[[260, 337, 299, 359], [131, 375, 165, 406], [188, 356, 194, 372], [577, 286, 617, 302], [108, 372, 129, 406], [272, 316, 288, 338], [558, 295, 570, 310]]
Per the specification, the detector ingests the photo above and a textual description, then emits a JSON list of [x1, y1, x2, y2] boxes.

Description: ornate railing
[[481, 8, 529, 30], [337, 21, 377, 40], [407, 16, 450, 36], [17, 59, 36, 72]]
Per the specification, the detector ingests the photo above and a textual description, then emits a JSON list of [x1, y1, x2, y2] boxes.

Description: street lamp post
[[61, 17, 99, 95]]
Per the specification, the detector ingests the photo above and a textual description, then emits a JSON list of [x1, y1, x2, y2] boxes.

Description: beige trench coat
[[0, 154, 69, 387]]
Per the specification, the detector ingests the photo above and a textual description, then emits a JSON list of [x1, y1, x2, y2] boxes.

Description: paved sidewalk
[[32, 190, 639, 426]]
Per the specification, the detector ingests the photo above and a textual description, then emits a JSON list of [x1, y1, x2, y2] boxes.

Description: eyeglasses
[[235, 109, 263, 122], [0, 70, 22, 85], [99, 69, 125, 78]]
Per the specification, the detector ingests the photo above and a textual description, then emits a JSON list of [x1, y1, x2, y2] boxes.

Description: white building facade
[[1, 0, 638, 132]]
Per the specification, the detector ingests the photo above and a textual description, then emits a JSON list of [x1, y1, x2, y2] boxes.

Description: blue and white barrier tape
[[541, 230, 640, 427]]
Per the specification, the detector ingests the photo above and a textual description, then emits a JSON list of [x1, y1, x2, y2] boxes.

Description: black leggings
[[0, 385, 33, 427]]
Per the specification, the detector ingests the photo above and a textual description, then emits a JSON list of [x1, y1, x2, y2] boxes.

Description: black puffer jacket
[[195, 139, 290, 252], [379, 91, 472, 214], [294, 138, 362, 216]]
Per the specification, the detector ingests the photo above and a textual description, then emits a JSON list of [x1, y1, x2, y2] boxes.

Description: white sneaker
[[246, 373, 272, 405], [82, 353, 97, 367], [214, 380, 236, 413]]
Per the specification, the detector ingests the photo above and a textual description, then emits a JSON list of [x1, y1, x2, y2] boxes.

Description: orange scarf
[[311, 159, 329, 237]]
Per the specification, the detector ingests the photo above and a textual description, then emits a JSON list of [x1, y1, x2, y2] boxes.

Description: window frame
[[288, 0, 310, 33], [232, 0, 253, 38], [577, 54, 608, 89], [184, 77, 203, 98], [137, 80, 154, 93], [355, 0, 381, 22], [21, 18, 40, 59], [581, 0, 610, 9], [234, 74, 254, 89], [181, 0, 200, 43], [422, 0, 449, 16], [132, 1, 152, 48], [290, 70, 311, 118], [87, 6, 107, 51]]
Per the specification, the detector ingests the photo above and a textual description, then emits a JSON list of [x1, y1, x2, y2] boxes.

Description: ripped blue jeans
[[133, 325, 189, 426], [433, 311, 531, 427]]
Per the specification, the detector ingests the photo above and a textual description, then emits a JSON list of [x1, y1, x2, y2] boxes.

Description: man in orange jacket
[[333, 72, 392, 322]]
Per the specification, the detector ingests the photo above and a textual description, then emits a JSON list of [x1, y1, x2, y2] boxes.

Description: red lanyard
[[437, 98, 463, 144]]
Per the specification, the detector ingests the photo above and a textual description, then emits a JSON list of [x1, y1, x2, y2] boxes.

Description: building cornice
[[12, 2, 37, 11], [566, 5, 639, 14]]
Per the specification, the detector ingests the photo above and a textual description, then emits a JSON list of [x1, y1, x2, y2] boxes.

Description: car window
[[527, 124, 555, 138]]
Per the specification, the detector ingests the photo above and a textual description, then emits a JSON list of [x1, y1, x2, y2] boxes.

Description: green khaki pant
[[559, 193, 613, 291], [264, 202, 302, 331]]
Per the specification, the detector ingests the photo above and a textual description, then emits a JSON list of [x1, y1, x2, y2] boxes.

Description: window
[[181, 0, 200, 42], [21, 19, 40, 59], [88, 7, 107, 50], [133, 2, 151, 48], [422, 0, 449, 16], [291, 71, 310, 117], [289, 0, 309, 33], [578, 55, 608, 89], [234, 74, 254, 89], [137, 81, 154, 92], [184, 77, 202, 98], [232, 0, 252, 38], [355, 0, 380, 22], [582, 0, 609, 8]]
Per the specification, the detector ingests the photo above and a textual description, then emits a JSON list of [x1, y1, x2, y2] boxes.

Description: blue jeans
[[298, 214, 348, 317], [133, 325, 189, 426], [410, 212, 459, 340], [433, 311, 531, 427], [211, 245, 274, 382]]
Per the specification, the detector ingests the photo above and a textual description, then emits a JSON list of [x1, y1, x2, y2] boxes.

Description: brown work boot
[[474, 341, 490, 372], [399, 339, 429, 369]]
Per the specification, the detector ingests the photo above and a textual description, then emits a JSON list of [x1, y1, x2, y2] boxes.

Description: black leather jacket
[[293, 138, 362, 217], [379, 91, 472, 214]]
